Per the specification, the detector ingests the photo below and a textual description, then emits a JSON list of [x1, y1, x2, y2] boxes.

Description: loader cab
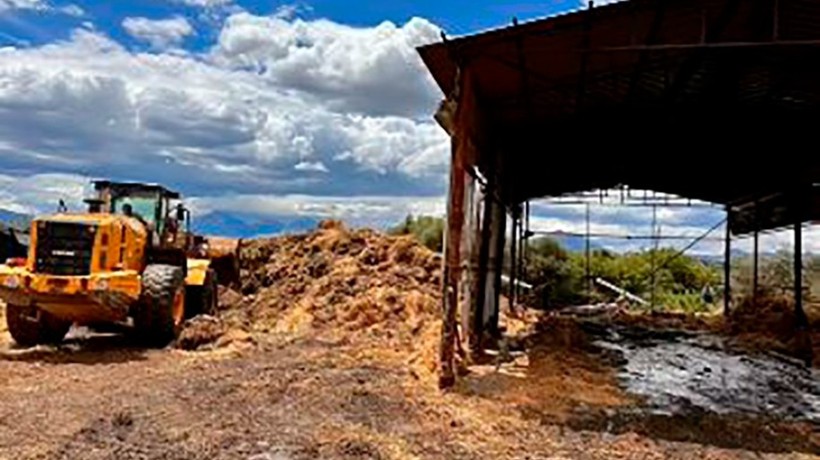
[[87, 180, 193, 272], [89, 181, 188, 242]]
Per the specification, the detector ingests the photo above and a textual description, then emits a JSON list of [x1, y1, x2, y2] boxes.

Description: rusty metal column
[[516, 203, 526, 302], [460, 176, 480, 350], [508, 208, 518, 309], [471, 182, 494, 353], [440, 135, 466, 389], [724, 209, 732, 317], [795, 219, 808, 328], [585, 203, 592, 300], [753, 203, 759, 303], [753, 229, 759, 303], [487, 199, 506, 338]]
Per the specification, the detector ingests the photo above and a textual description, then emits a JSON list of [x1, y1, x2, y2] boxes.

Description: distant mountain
[[533, 231, 605, 253], [697, 248, 755, 265], [0, 207, 321, 239], [193, 211, 319, 238], [0, 209, 31, 231]]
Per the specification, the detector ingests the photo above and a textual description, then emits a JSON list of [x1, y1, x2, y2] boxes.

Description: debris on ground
[[176, 315, 226, 350], [177, 315, 257, 351], [217, 287, 243, 311]]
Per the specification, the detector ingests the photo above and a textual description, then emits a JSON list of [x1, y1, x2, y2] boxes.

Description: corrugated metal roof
[[418, 0, 820, 234]]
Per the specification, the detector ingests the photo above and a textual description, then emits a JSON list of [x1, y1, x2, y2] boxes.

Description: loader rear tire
[[185, 269, 218, 318], [5, 303, 70, 347], [134, 264, 185, 347]]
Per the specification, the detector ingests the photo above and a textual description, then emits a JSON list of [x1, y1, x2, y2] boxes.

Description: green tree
[[389, 215, 444, 252], [523, 237, 584, 308], [521, 239, 720, 312]]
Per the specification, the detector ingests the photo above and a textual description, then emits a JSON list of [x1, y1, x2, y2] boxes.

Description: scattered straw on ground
[[725, 294, 819, 366], [462, 315, 633, 424]]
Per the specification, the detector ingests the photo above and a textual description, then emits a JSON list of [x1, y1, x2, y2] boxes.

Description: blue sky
[[0, 1, 581, 48], [0, 0, 808, 252]]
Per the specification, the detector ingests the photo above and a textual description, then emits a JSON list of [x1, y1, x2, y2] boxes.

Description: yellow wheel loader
[[0, 181, 239, 347]]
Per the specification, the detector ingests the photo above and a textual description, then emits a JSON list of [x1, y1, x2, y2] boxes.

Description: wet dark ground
[[566, 321, 820, 454]]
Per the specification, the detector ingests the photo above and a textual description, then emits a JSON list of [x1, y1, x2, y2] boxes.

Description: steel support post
[[440, 136, 466, 389]]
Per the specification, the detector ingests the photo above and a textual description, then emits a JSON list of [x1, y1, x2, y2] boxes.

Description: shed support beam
[[724, 210, 732, 316], [509, 208, 519, 309], [586, 203, 592, 299], [473, 191, 505, 350], [460, 176, 481, 352], [440, 135, 466, 389], [517, 204, 527, 301], [470, 181, 494, 353], [794, 220, 808, 328], [753, 201, 759, 303], [487, 199, 506, 338], [753, 229, 759, 303]]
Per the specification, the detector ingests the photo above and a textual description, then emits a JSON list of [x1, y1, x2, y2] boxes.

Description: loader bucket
[[204, 237, 242, 288]]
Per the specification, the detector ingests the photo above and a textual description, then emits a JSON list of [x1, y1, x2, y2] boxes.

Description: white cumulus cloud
[[0, 173, 88, 215], [0, 13, 448, 224], [0, 0, 46, 12], [58, 3, 84, 17], [212, 14, 441, 117], [187, 193, 445, 229], [0, 0, 85, 15], [122, 16, 195, 49], [294, 161, 328, 173], [172, 0, 232, 7]]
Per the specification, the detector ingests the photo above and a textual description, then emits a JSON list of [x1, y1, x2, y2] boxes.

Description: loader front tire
[[5, 303, 70, 347], [135, 264, 185, 347]]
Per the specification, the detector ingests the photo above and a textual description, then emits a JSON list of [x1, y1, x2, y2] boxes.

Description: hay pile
[[727, 293, 818, 365], [208, 220, 442, 347]]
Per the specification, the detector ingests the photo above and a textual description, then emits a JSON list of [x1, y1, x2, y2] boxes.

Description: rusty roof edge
[[419, 0, 676, 55], [416, 0, 661, 97]]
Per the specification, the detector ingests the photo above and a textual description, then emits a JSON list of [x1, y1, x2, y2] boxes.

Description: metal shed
[[418, 0, 820, 387]]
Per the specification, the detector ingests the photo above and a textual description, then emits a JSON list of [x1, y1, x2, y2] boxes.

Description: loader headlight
[[3, 276, 20, 290]]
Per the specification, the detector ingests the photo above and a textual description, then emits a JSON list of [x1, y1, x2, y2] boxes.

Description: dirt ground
[[0, 223, 817, 459], [0, 314, 817, 459]]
